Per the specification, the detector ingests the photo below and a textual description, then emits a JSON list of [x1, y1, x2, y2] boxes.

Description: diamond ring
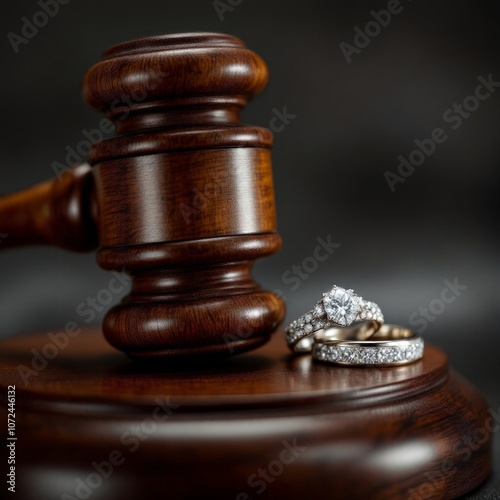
[[285, 285, 384, 353], [313, 324, 424, 366]]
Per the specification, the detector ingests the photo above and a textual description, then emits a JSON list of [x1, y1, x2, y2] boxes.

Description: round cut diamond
[[323, 287, 360, 326], [327, 346, 339, 360]]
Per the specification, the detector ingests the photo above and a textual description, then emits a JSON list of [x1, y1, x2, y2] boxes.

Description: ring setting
[[285, 285, 384, 352]]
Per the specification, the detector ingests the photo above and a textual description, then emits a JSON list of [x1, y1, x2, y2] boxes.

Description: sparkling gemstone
[[378, 347, 402, 363], [322, 287, 360, 326], [305, 314, 312, 322], [405, 341, 424, 361], [405, 345, 417, 360], [304, 324, 313, 333], [327, 346, 339, 360], [344, 347, 359, 363], [359, 347, 378, 364], [337, 346, 350, 362], [314, 305, 323, 317], [416, 341, 424, 358]]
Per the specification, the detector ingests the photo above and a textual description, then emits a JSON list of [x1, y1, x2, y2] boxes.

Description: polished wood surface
[[0, 33, 285, 358], [0, 32, 491, 498], [0, 163, 97, 252], [0, 329, 491, 499]]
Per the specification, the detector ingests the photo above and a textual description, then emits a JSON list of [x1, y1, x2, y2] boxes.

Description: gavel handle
[[0, 164, 98, 252]]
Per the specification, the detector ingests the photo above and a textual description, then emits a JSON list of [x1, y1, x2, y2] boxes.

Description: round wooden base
[[0, 330, 491, 500]]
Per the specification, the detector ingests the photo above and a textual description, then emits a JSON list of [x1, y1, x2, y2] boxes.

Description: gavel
[[0, 32, 285, 359]]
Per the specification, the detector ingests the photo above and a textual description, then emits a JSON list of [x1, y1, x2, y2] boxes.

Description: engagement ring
[[285, 285, 384, 352]]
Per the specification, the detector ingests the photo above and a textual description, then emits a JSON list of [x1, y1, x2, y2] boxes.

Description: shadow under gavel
[[0, 32, 286, 359]]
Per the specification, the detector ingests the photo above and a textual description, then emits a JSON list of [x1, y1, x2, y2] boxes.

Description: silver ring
[[313, 324, 424, 366], [285, 285, 384, 352]]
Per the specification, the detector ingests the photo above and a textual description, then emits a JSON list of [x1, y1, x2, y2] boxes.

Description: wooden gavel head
[[0, 33, 285, 358]]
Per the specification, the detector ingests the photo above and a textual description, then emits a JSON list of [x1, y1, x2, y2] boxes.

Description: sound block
[[0, 330, 491, 499]]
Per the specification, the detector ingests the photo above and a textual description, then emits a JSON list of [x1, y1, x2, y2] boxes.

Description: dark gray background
[[0, 0, 499, 497]]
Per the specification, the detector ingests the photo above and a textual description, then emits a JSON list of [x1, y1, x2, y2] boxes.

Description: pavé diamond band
[[285, 285, 384, 353], [313, 324, 424, 366]]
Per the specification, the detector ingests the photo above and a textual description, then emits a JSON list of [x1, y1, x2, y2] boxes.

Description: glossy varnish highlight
[[0, 33, 285, 357]]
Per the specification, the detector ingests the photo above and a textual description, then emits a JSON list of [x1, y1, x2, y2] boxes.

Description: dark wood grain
[[0, 163, 97, 252], [0, 329, 491, 499], [0, 33, 285, 357], [0, 31, 491, 500]]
